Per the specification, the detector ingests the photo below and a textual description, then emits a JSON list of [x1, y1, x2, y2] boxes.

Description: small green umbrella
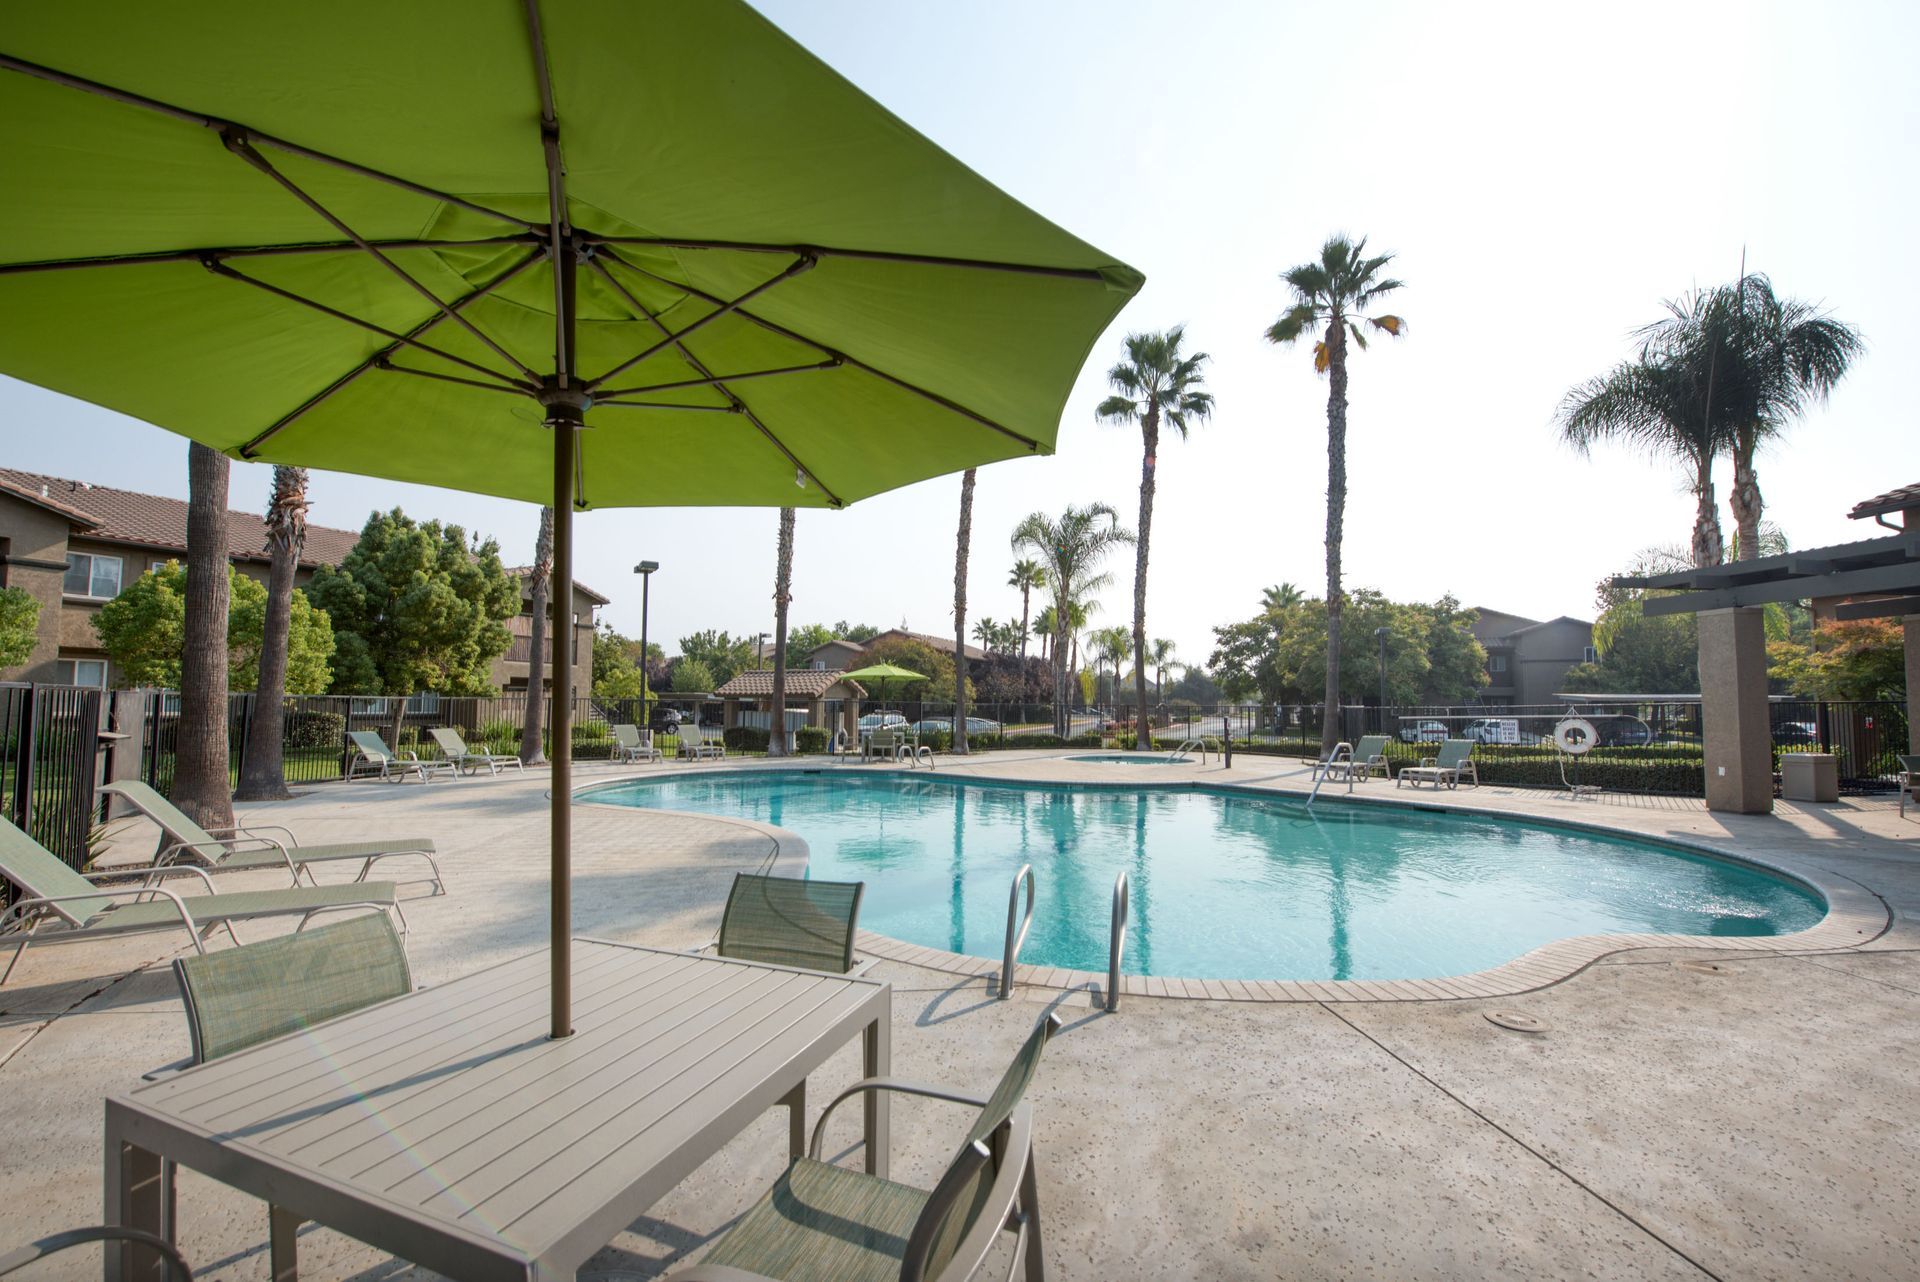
[[840, 663, 930, 684], [0, 0, 1142, 1034]]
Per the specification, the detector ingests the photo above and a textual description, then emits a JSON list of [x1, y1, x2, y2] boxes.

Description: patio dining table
[[104, 939, 891, 1281]]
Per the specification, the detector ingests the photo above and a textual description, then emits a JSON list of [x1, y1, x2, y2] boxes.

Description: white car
[[1398, 719, 1450, 743]]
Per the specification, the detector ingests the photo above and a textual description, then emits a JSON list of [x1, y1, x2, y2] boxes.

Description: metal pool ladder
[[999, 863, 1035, 999], [1169, 738, 1210, 763], [1106, 871, 1129, 1012]]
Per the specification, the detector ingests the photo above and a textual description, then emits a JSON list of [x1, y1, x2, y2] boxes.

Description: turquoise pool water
[[580, 773, 1825, 981]]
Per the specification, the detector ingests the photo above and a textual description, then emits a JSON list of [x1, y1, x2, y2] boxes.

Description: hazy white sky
[[4, 1, 1913, 667]]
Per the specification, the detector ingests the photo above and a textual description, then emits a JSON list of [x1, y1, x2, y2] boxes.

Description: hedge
[[794, 725, 830, 754], [723, 725, 770, 752]]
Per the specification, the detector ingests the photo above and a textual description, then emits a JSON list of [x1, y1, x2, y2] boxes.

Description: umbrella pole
[[550, 407, 576, 1039]]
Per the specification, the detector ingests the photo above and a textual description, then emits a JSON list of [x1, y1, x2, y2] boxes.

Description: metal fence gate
[[1, 682, 103, 902]]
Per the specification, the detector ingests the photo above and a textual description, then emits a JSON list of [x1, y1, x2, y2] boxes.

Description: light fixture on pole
[[633, 560, 658, 720]]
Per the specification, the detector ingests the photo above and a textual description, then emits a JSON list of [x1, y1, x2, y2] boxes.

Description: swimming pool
[[1069, 753, 1189, 765], [580, 772, 1825, 982]]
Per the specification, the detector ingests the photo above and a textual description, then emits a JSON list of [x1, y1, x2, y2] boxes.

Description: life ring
[[1554, 717, 1597, 755]]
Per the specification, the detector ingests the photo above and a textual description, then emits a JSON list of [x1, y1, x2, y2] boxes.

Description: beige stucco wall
[[0, 494, 74, 684]]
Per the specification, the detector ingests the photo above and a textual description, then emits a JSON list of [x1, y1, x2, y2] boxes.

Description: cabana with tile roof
[[712, 668, 868, 745]]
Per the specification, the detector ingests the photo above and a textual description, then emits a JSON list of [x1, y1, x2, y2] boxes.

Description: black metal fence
[[1, 682, 103, 902]]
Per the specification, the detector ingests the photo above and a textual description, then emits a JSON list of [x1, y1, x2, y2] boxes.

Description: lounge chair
[[1899, 754, 1919, 818], [1397, 738, 1479, 790], [428, 726, 524, 776], [97, 779, 444, 894], [0, 815, 402, 987], [716, 872, 866, 974], [667, 1013, 1060, 1282], [346, 729, 451, 783], [612, 723, 663, 763], [676, 723, 725, 760]]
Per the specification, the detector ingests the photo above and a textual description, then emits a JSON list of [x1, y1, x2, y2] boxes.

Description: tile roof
[[713, 668, 866, 698], [865, 628, 988, 661], [1849, 483, 1920, 521], [503, 566, 609, 604], [0, 469, 359, 567]]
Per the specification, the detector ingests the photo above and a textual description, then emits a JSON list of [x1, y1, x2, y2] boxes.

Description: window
[[63, 552, 123, 599], [1487, 654, 1509, 674], [405, 692, 442, 714], [55, 658, 108, 687], [1583, 646, 1599, 664], [149, 558, 176, 575]]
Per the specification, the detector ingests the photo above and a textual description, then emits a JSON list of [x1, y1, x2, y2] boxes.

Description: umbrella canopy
[[0, 0, 1141, 1036], [840, 663, 930, 683]]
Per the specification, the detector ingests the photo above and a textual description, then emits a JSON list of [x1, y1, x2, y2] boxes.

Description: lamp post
[[633, 560, 658, 719], [1374, 626, 1389, 734]]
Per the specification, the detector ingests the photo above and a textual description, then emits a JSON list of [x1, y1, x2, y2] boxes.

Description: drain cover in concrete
[[1676, 959, 1730, 975], [1485, 1010, 1547, 1033]]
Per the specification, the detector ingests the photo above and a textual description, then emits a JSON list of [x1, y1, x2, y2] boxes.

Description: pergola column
[[1698, 607, 1773, 814], [1906, 614, 1919, 754]]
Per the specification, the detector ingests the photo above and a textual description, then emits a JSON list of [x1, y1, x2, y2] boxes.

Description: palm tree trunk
[[768, 507, 796, 756], [520, 506, 553, 764], [235, 466, 306, 801], [952, 470, 975, 754], [1055, 604, 1070, 736], [174, 442, 234, 829], [1131, 413, 1157, 749], [1321, 322, 1348, 754], [1691, 454, 1725, 569], [1018, 585, 1031, 662], [1729, 429, 1762, 562]]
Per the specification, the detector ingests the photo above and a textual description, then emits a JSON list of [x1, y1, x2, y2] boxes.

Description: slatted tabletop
[[105, 939, 891, 1281]]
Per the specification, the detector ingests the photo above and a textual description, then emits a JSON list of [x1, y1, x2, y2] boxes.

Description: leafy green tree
[[786, 623, 837, 659], [1208, 590, 1485, 707], [0, 587, 39, 668], [1097, 326, 1214, 746], [1265, 235, 1406, 750], [671, 658, 715, 693], [860, 634, 962, 705], [307, 509, 519, 695], [1767, 620, 1905, 701], [93, 562, 333, 693], [831, 621, 882, 644], [676, 629, 758, 686], [590, 623, 655, 706], [1010, 503, 1134, 733]]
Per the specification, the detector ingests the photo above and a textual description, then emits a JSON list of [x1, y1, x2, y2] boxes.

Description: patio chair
[[97, 779, 444, 895], [668, 1012, 1060, 1282], [676, 723, 725, 760], [0, 815, 403, 988], [864, 728, 905, 763], [716, 872, 867, 974], [612, 723, 663, 763], [346, 729, 450, 783], [1899, 754, 1919, 818], [428, 726, 525, 777], [1344, 734, 1391, 782], [1396, 738, 1479, 790]]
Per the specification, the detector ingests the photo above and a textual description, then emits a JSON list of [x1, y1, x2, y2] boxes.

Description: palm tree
[[1095, 626, 1131, 708], [519, 506, 554, 764], [1261, 582, 1303, 613], [1265, 235, 1406, 752], [1008, 559, 1045, 661], [1558, 347, 1730, 569], [1150, 638, 1177, 702], [1097, 327, 1213, 749], [951, 469, 978, 753], [174, 442, 234, 828], [1010, 504, 1134, 734], [235, 466, 307, 801], [768, 507, 796, 756], [1033, 604, 1057, 663], [972, 617, 998, 651], [1643, 274, 1862, 562]]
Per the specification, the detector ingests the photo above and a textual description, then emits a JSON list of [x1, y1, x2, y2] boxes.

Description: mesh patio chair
[[676, 724, 725, 760], [1900, 755, 1919, 818], [668, 1012, 1060, 1282], [0, 815, 403, 988], [1396, 739, 1479, 790], [612, 723, 663, 763], [98, 780, 443, 894], [428, 727, 525, 776], [716, 873, 866, 974], [346, 730, 451, 782]]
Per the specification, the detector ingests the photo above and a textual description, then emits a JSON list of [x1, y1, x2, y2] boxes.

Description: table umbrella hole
[[1484, 1010, 1548, 1034], [1676, 960, 1731, 975]]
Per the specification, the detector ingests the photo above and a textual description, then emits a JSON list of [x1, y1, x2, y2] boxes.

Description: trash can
[[1780, 752, 1839, 803]]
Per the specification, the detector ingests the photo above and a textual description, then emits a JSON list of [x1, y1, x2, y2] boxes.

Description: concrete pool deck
[[2, 749, 1917, 1278]]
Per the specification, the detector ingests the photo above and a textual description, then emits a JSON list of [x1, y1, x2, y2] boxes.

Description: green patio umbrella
[[840, 663, 930, 685], [0, 0, 1141, 1035]]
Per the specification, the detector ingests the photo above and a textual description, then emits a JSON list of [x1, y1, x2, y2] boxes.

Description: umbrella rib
[[586, 236, 1113, 283], [376, 362, 532, 396], [0, 236, 541, 277], [0, 53, 540, 234], [583, 253, 841, 503], [582, 254, 818, 392], [592, 400, 742, 413], [522, 0, 574, 389], [598, 247, 1044, 452], [233, 247, 547, 458], [595, 360, 841, 399], [219, 131, 545, 384], [204, 257, 532, 390]]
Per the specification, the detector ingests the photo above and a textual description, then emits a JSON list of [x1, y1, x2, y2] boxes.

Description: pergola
[[1613, 483, 1920, 813]]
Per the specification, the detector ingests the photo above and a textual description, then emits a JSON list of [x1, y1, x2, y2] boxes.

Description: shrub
[[477, 716, 518, 743], [285, 710, 346, 751], [794, 725, 829, 754], [723, 725, 770, 752], [1067, 732, 1102, 748]]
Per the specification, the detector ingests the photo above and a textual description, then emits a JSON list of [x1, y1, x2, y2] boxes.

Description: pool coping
[[571, 760, 1893, 1003]]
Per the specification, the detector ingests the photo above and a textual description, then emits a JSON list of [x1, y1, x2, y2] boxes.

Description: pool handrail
[[1169, 738, 1210, 764], [1106, 870, 1129, 1012], [1000, 863, 1035, 999]]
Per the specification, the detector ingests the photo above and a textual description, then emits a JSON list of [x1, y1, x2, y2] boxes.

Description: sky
[[4, 1, 1915, 669]]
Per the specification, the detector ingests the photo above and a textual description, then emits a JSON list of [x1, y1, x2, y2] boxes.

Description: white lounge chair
[[612, 723, 663, 763], [346, 730, 451, 783], [1397, 738, 1479, 789], [676, 724, 725, 760], [429, 727, 525, 776]]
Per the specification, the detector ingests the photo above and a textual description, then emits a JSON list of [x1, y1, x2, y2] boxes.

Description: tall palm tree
[[235, 466, 307, 801], [1642, 274, 1862, 562], [1033, 604, 1057, 663], [1097, 327, 1213, 749], [1261, 582, 1303, 613], [951, 469, 976, 753], [1010, 504, 1134, 734], [519, 506, 554, 764], [1008, 559, 1045, 661], [768, 507, 796, 756], [174, 442, 234, 828], [972, 617, 998, 650], [1095, 626, 1131, 708], [1265, 235, 1406, 752], [1558, 349, 1729, 569], [1150, 638, 1177, 702]]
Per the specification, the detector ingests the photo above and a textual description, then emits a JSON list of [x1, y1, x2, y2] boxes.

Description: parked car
[[1461, 717, 1515, 745], [1398, 720, 1450, 743], [647, 707, 684, 733], [1771, 721, 1819, 746], [907, 716, 1002, 736], [858, 712, 907, 731], [1596, 718, 1653, 748]]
